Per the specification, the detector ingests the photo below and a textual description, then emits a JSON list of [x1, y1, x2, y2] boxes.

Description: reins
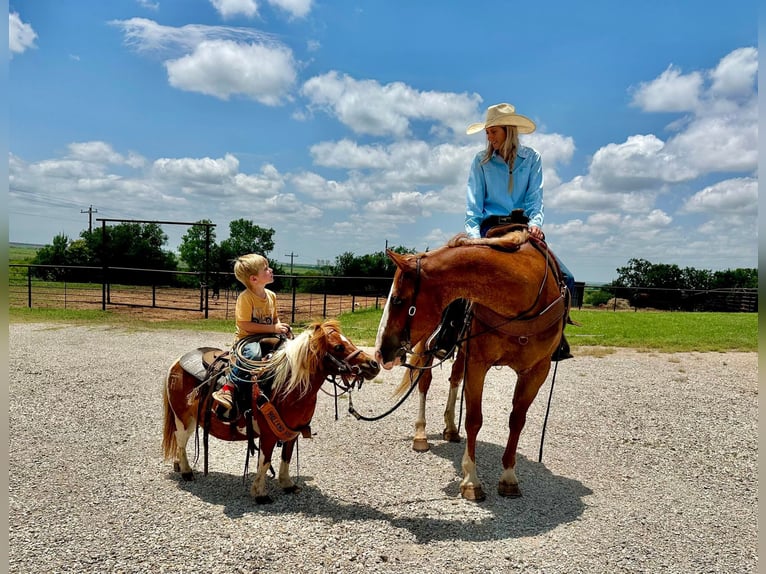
[[348, 364, 426, 422]]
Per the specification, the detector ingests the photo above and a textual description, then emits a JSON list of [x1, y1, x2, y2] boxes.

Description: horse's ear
[[387, 249, 409, 269]]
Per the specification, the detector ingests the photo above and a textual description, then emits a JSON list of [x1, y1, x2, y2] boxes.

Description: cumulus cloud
[[9, 12, 37, 56], [111, 18, 296, 103], [210, 0, 258, 19], [165, 40, 296, 103], [268, 0, 313, 19], [552, 47, 758, 223], [629, 65, 703, 112], [708, 47, 758, 99], [301, 71, 482, 137], [681, 177, 757, 215]]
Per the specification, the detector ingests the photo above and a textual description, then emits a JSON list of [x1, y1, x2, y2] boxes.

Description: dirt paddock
[[9, 323, 758, 573]]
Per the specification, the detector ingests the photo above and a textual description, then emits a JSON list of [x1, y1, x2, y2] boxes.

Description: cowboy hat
[[466, 103, 536, 135]]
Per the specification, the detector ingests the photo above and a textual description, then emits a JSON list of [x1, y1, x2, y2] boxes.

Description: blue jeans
[[230, 341, 263, 385]]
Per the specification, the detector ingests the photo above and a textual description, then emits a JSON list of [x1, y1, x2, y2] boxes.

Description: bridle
[[322, 329, 367, 392], [387, 256, 423, 361]]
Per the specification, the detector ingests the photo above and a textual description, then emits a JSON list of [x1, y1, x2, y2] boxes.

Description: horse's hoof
[[181, 472, 194, 482], [412, 438, 430, 452], [442, 429, 461, 443], [255, 495, 274, 505], [498, 481, 522, 498], [283, 485, 301, 495], [460, 484, 486, 502], [173, 462, 180, 472]]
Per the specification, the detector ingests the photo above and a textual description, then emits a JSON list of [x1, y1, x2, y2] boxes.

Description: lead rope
[[538, 355, 561, 462]]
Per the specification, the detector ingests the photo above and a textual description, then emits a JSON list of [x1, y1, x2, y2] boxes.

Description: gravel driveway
[[9, 323, 758, 573]]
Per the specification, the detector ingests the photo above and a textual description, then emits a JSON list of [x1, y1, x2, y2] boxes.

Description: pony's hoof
[[412, 438, 430, 452], [283, 485, 301, 495], [181, 471, 194, 482], [255, 495, 274, 505], [173, 462, 180, 472], [460, 484, 486, 502], [498, 481, 522, 498], [442, 429, 461, 443]]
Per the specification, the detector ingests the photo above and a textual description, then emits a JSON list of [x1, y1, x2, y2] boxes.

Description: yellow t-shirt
[[234, 288, 279, 341]]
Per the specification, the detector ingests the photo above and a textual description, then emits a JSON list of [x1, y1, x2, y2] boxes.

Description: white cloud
[[268, 0, 312, 18], [111, 19, 296, 103], [110, 18, 278, 55], [152, 153, 240, 183], [708, 47, 757, 99], [301, 71, 482, 137], [630, 65, 703, 112], [9, 12, 37, 56], [681, 177, 757, 215], [211, 0, 259, 19], [165, 39, 296, 103], [136, 0, 160, 10]]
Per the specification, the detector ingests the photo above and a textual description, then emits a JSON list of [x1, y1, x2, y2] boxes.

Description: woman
[[431, 103, 574, 360]]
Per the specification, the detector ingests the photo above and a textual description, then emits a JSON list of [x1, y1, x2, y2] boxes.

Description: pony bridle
[[325, 346, 365, 390]]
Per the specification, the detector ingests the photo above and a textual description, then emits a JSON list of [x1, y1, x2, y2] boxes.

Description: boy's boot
[[427, 299, 468, 359], [552, 333, 574, 361]]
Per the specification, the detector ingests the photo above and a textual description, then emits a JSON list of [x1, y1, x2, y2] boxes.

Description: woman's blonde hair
[[233, 253, 268, 286], [481, 126, 519, 192]]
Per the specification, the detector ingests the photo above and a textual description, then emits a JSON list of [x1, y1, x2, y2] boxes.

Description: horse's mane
[[446, 229, 528, 250], [270, 320, 335, 400]]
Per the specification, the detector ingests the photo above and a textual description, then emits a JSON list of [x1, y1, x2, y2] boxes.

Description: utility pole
[[285, 252, 299, 274], [81, 205, 98, 233]]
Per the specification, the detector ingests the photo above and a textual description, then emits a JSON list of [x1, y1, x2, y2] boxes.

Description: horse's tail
[[161, 361, 179, 460], [393, 340, 430, 398]]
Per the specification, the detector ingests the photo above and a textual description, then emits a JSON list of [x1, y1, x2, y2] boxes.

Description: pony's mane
[[270, 320, 335, 400]]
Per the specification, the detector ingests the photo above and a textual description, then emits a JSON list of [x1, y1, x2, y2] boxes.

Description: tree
[[30, 233, 71, 279], [219, 219, 275, 261], [178, 220, 218, 272]]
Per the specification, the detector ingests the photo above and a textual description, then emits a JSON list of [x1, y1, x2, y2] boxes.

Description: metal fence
[[9, 264, 757, 320]]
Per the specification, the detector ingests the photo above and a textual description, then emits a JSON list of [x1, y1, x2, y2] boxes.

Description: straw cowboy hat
[[466, 103, 536, 135]]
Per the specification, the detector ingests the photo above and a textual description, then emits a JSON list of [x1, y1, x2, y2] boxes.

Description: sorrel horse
[[374, 230, 568, 501], [162, 319, 380, 503]]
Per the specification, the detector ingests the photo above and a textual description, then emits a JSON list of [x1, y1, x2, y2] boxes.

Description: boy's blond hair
[[233, 253, 268, 286]]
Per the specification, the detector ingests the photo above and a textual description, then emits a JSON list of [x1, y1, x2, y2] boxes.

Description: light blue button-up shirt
[[464, 145, 544, 238]]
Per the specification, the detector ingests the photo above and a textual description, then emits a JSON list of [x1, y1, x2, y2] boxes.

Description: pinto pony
[[163, 319, 380, 503], [374, 231, 568, 501]]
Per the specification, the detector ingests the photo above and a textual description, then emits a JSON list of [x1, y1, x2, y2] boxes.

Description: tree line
[[28, 221, 756, 297]]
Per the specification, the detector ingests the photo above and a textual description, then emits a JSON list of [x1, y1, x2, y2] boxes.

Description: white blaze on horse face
[[375, 285, 395, 369]]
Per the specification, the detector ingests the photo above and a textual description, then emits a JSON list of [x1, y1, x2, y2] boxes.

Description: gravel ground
[[9, 323, 758, 574]]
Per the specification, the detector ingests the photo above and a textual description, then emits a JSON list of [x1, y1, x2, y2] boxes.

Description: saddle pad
[[179, 347, 223, 382]]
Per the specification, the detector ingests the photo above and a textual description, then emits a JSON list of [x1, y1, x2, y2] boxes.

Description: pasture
[[9, 323, 757, 573]]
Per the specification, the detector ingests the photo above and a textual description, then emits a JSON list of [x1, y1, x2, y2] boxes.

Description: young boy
[[212, 253, 290, 412]]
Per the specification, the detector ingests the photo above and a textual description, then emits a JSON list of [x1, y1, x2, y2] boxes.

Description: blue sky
[[8, 0, 758, 282]]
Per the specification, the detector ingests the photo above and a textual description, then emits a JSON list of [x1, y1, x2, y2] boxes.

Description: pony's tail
[[161, 362, 179, 461]]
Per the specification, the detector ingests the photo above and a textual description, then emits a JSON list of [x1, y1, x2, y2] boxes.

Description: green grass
[[8, 306, 757, 352], [9, 244, 40, 265], [567, 309, 756, 352]]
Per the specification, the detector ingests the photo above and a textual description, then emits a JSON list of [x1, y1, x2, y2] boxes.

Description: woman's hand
[[528, 225, 544, 240]]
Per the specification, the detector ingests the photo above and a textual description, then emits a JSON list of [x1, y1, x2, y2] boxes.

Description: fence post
[[291, 275, 297, 323], [27, 268, 32, 308]]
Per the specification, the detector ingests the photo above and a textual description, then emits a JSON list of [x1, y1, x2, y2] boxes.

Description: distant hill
[[10, 242, 44, 249]]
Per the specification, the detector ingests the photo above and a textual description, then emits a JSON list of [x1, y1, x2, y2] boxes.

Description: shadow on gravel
[[172, 437, 591, 543]]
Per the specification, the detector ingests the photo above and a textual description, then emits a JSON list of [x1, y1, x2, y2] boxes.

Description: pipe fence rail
[[9, 264, 757, 321]]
